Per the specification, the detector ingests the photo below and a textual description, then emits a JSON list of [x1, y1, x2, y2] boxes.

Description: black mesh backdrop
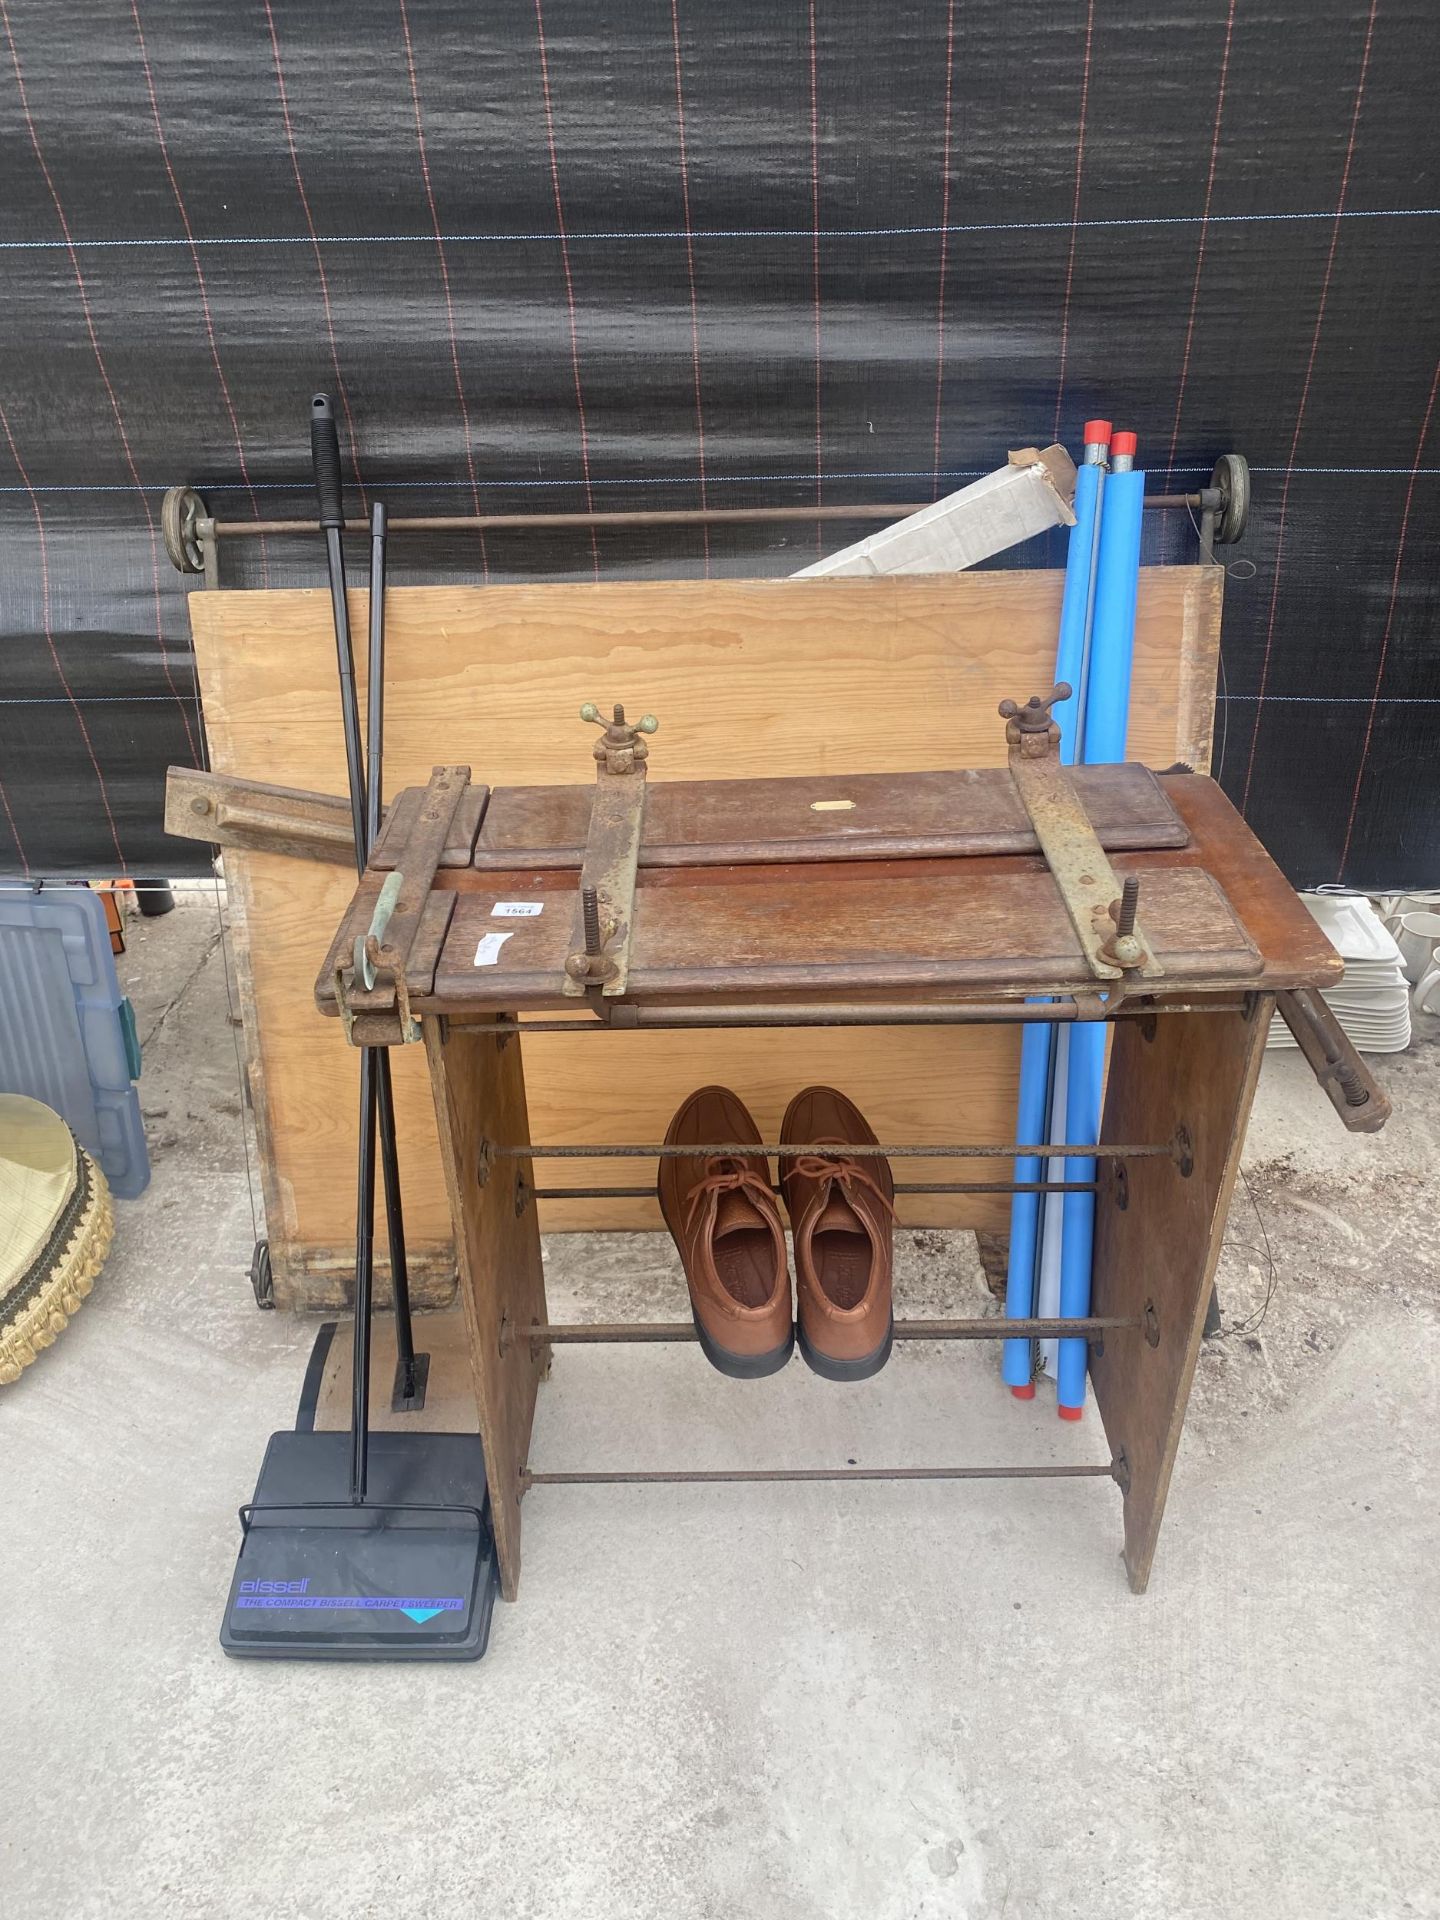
[[2, 0, 1437, 886]]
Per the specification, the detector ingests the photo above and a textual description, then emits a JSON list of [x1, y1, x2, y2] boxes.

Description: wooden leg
[[424, 1016, 548, 1600], [1089, 996, 1272, 1593]]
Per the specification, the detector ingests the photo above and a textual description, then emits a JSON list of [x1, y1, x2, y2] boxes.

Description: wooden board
[[427, 863, 1261, 1001], [424, 1016, 548, 1598], [472, 760, 1189, 867], [1089, 995, 1272, 1593], [310, 1312, 480, 1436], [187, 570, 1222, 1304]]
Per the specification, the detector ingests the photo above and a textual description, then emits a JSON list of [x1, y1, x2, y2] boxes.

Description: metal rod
[[512, 1315, 1137, 1345], [529, 1180, 1100, 1200], [325, 520, 369, 865], [365, 500, 416, 1390], [501, 1140, 1171, 1160], [215, 504, 919, 538], [363, 504, 387, 852], [482, 1001, 1248, 1034], [351, 1048, 377, 1500], [312, 393, 376, 1504], [208, 494, 1202, 542], [606, 1001, 1086, 1028], [523, 1464, 1119, 1485]]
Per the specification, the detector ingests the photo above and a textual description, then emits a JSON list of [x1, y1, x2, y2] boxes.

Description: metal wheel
[[250, 1238, 275, 1310], [161, 484, 207, 574], [1210, 454, 1249, 545]]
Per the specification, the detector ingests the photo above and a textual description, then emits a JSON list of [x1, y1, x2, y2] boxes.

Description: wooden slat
[[347, 763, 470, 1015], [165, 766, 355, 864], [371, 784, 488, 869], [425, 864, 1260, 1004], [186, 570, 1222, 1289], [165, 766, 489, 869], [473, 761, 1189, 868]]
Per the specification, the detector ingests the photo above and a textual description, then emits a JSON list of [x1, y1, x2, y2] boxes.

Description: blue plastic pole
[[1051, 456, 1105, 762], [1078, 458, 1144, 764], [1002, 428, 1109, 1392], [1000, 1017, 1056, 1389], [1056, 1021, 1104, 1412], [1055, 438, 1144, 1412]]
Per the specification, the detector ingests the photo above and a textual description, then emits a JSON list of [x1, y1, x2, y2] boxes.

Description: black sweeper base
[[221, 1429, 499, 1663]]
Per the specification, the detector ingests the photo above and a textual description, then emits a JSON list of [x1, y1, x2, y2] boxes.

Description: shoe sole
[[797, 1314, 894, 1382], [691, 1306, 795, 1380]]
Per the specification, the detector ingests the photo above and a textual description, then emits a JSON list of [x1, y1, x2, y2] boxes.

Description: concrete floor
[[3, 894, 1437, 1920]]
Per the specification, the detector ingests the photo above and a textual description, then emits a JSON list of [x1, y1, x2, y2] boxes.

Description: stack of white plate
[[1266, 893, 1411, 1053]]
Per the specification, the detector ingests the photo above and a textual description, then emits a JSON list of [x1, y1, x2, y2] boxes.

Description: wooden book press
[[173, 686, 1387, 1601]]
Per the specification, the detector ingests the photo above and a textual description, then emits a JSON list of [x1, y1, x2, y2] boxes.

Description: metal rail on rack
[[493, 1139, 1178, 1160], [528, 1181, 1097, 1200], [471, 998, 1250, 1032], [501, 1313, 1146, 1353], [522, 1464, 1123, 1487], [161, 455, 1249, 586]]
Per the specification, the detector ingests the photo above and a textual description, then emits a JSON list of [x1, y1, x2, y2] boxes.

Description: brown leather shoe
[[658, 1086, 793, 1379], [780, 1086, 896, 1381]]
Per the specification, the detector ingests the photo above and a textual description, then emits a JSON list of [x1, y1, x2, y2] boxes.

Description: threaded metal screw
[[582, 886, 603, 957], [1115, 875, 1140, 938], [1334, 1058, 1370, 1107]]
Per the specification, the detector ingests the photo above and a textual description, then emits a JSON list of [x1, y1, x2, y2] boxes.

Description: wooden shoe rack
[[285, 687, 1385, 1602]]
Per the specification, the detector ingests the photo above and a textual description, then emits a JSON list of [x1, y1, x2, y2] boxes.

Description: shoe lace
[[789, 1148, 898, 1221], [683, 1155, 777, 1234]]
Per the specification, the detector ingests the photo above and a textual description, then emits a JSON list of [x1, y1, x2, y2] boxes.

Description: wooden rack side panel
[[188, 571, 1221, 1305], [424, 1017, 548, 1600], [1089, 994, 1271, 1593]]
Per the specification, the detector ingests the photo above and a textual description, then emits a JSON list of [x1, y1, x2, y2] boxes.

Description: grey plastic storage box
[[0, 883, 149, 1198]]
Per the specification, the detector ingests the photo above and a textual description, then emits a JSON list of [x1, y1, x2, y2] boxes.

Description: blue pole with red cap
[[1002, 419, 1111, 1393], [1055, 428, 1144, 1415]]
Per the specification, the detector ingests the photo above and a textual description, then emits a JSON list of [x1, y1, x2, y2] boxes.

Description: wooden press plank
[[165, 767, 489, 869], [475, 761, 1189, 868], [187, 570, 1222, 1262], [165, 766, 355, 864], [1161, 778, 1341, 987], [370, 784, 489, 869], [347, 764, 470, 1014], [428, 863, 1260, 1004]]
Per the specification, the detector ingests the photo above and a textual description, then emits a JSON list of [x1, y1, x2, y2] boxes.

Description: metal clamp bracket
[[999, 687, 1164, 992], [562, 703, 657, 999]]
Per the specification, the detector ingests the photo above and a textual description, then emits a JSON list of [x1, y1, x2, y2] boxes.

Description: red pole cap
[[1082, 419, 1113, 446], [1057, 1403, 1084, 1422], [1110, 431, 1138, 458]]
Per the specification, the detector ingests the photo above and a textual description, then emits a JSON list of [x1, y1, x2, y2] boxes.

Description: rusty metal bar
[[513, 1315, 1135, 1345], [483, 1000, 1248, 1034], [522, 1463, 1120, 1486], [529, 1179, 1099, 1200], [500, 1140, 1171, 1160], [207, 495, 1202, 542], [215, 504, 917, 539], [509, 1002, 1086, 1029]]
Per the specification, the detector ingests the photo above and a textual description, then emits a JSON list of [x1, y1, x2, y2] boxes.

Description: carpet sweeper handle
[[309, 398, 425, 1502], [363, 499, 425, 1411]]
